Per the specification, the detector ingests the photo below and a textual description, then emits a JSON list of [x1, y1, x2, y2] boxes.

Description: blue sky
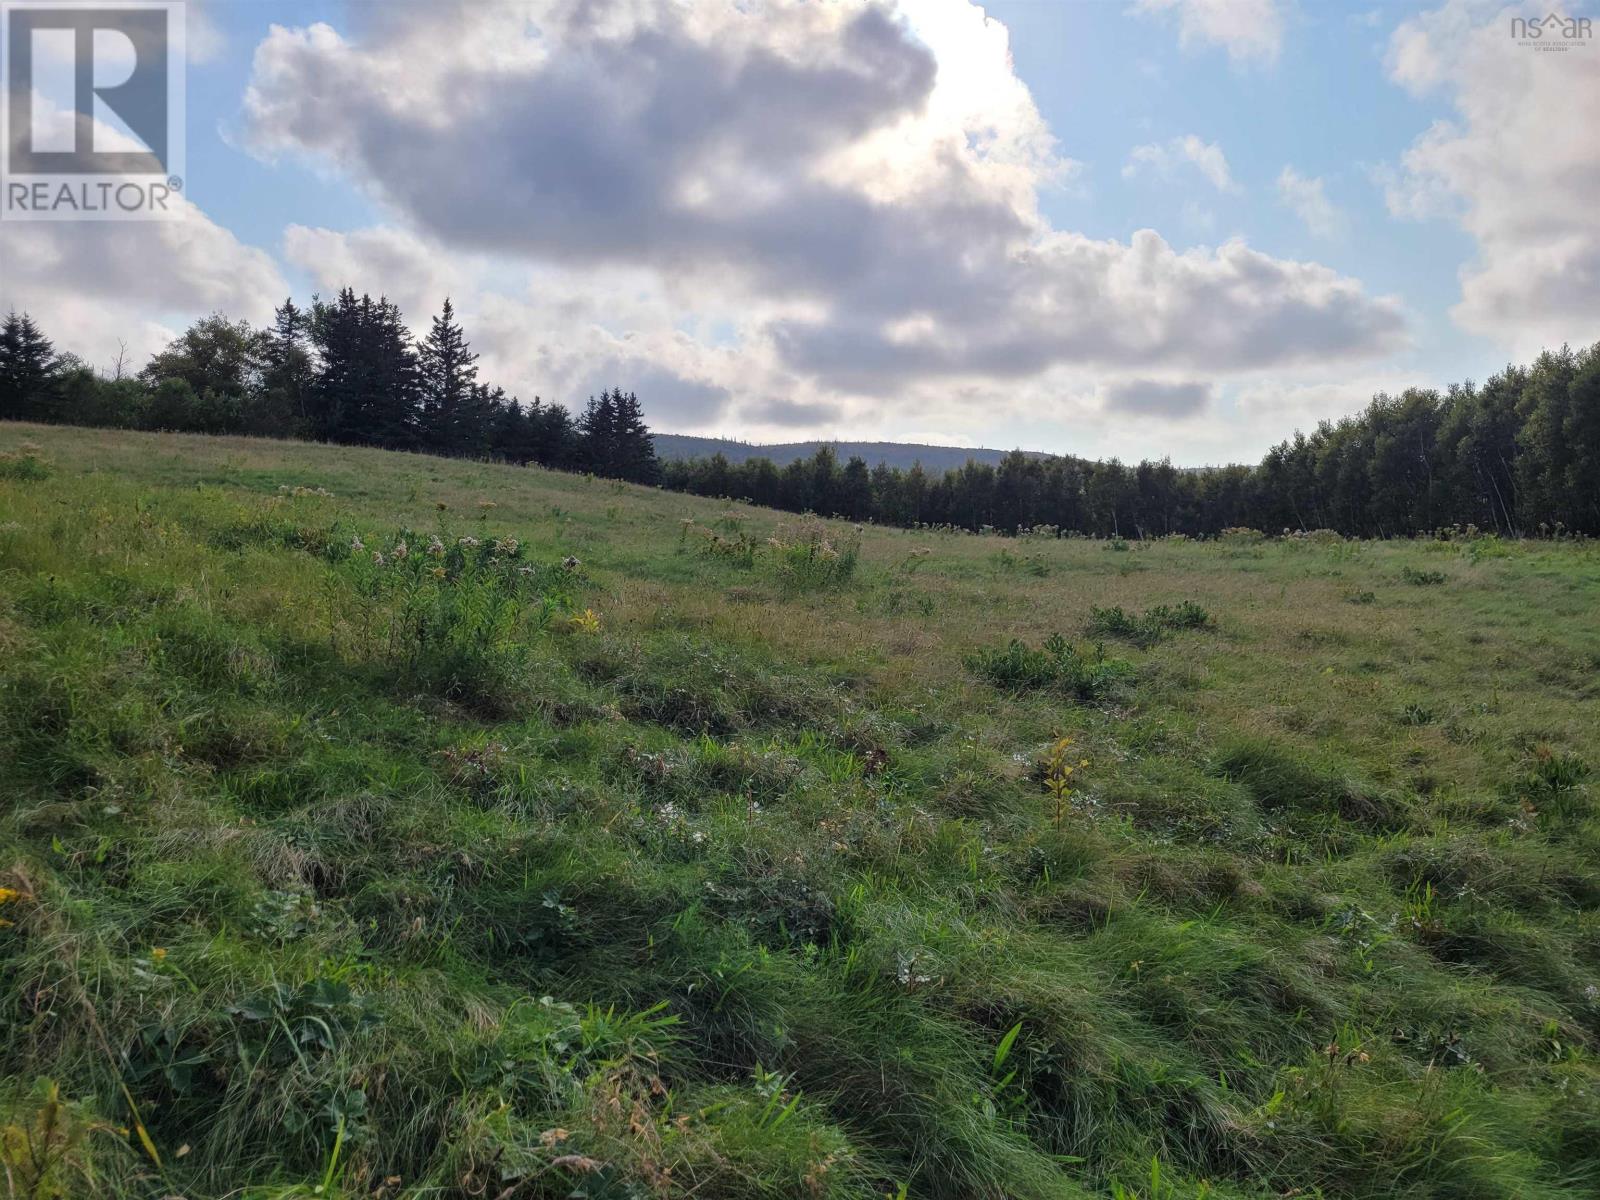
[[4, 0, 1597, 463]]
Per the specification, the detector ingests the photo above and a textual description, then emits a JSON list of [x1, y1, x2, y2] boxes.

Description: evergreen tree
[[577, 390, 618, 474], [532, 399, 577, 468], [309, 290, 420, 448], [260, 298, 315, 434], [0, 311, 59, 421], [417, 298, 479, 455], [838, 455, 873, 521], [610, 390, 660, 484]]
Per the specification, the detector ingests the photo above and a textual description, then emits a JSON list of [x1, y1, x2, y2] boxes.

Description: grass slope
[[1, 424, 1598, 1200]]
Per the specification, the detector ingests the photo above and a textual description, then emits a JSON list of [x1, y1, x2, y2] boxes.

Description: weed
[[1089, 600, 1213, 646], [1400, 566, 1448, 586], [967, 634, 1129, 700], [0, 444, 51, 481]]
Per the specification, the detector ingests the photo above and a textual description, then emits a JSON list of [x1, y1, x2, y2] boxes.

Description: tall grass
[[1, 425, 1598, 1199]]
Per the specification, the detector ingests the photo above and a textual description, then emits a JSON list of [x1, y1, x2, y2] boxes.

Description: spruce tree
[[578, 390, 618, 474], [261, 298, 315, 433], [0, 311, 59, 421], [309, 290, 420, 447], [610, 390, 660, 483], [417, 298, 478, 455]]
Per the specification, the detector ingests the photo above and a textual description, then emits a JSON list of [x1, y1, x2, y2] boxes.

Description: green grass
[[1, 423, 1598, 1199]]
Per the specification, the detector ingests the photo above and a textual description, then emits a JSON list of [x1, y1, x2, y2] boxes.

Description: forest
[[3, 301, 1598, 538]]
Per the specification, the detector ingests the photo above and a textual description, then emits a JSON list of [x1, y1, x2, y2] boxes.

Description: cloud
[[1383, 0, 1600, 354], [1099, 378, 1214, 417], [769, 229, 1407, 389], [748, 397, 846, 427], [0, 200, 287, 374], [241, 0, 1403, 409], [282, 224, 472, 323], [1276, 167, 1346, 238], [282, 222, 743, 427], [1124, 134, 1241, 193], [1132, 0, 1285, 63], [1233, 371, 1429, 431]]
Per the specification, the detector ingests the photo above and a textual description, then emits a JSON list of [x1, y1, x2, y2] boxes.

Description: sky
[[2, 0, 1597, 464]]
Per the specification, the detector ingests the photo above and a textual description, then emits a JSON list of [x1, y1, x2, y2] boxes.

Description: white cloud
[[1276, 167, 1345, 238], [1383, 0, 1600, 354], [1133, 0, 1285, 63], [1124, 134, 1241, 193], [241, 0, 1399, 413], [0, 207, 285, 375]]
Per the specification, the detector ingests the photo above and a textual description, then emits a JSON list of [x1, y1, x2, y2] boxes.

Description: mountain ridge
[[652, 432, 1041, 471]]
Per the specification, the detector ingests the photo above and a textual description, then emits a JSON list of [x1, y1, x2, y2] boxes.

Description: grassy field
[[2, 423, 1598, 1200]]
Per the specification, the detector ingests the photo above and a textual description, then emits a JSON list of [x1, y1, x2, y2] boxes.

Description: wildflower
[[458, 536, 479, 548], [570, 608, 601, 635], [393, 541, 409, 560], [539, 1128, 571, 1148], [350, 535, 365, 552], [0, 886, 22, 904], [373, 551, 386, 566], [427, 535, 445, 557], [562, 555, 581, 570], [429, 566, 446, 579], [151, 947, 167, 961], [494, 536, 519, 555]]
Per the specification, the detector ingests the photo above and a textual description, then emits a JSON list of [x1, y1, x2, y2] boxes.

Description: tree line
[[662, 346, 1600, 538], [0, 296, 660, 483], [3, 304, 1597, 536]]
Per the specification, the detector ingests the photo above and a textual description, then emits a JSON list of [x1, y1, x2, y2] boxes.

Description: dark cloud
[[746, 396, 844, 427], [574, 359, 731, 426], [1100, 378, 1214, 418]]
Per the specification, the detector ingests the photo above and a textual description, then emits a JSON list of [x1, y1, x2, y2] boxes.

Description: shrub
[[340, 528, 579, 712], [766, 518, 860, 591], [1219, 527, 1264, 545], [966, 634, 1128, 700], [1400, 566, 1448, 586], [0, 444, 51, 481], [1088, 600, 1212, 647], [1520, 746, 1591, 824], [680, 516, 862, 590]]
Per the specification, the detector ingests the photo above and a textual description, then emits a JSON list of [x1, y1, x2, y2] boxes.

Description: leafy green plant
[[0, 1079, 114, 1200], [1400, 566, 1448, 586], [966, 633, 1128, 699], [0, 445, 51, 482], [1089, 600, 1212, 646]]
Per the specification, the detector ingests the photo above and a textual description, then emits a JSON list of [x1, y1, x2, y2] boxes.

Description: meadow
[[1, 423, 1597, 1200]]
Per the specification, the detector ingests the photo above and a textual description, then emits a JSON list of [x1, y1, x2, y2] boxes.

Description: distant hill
[[652, 433, 1038, 472]]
